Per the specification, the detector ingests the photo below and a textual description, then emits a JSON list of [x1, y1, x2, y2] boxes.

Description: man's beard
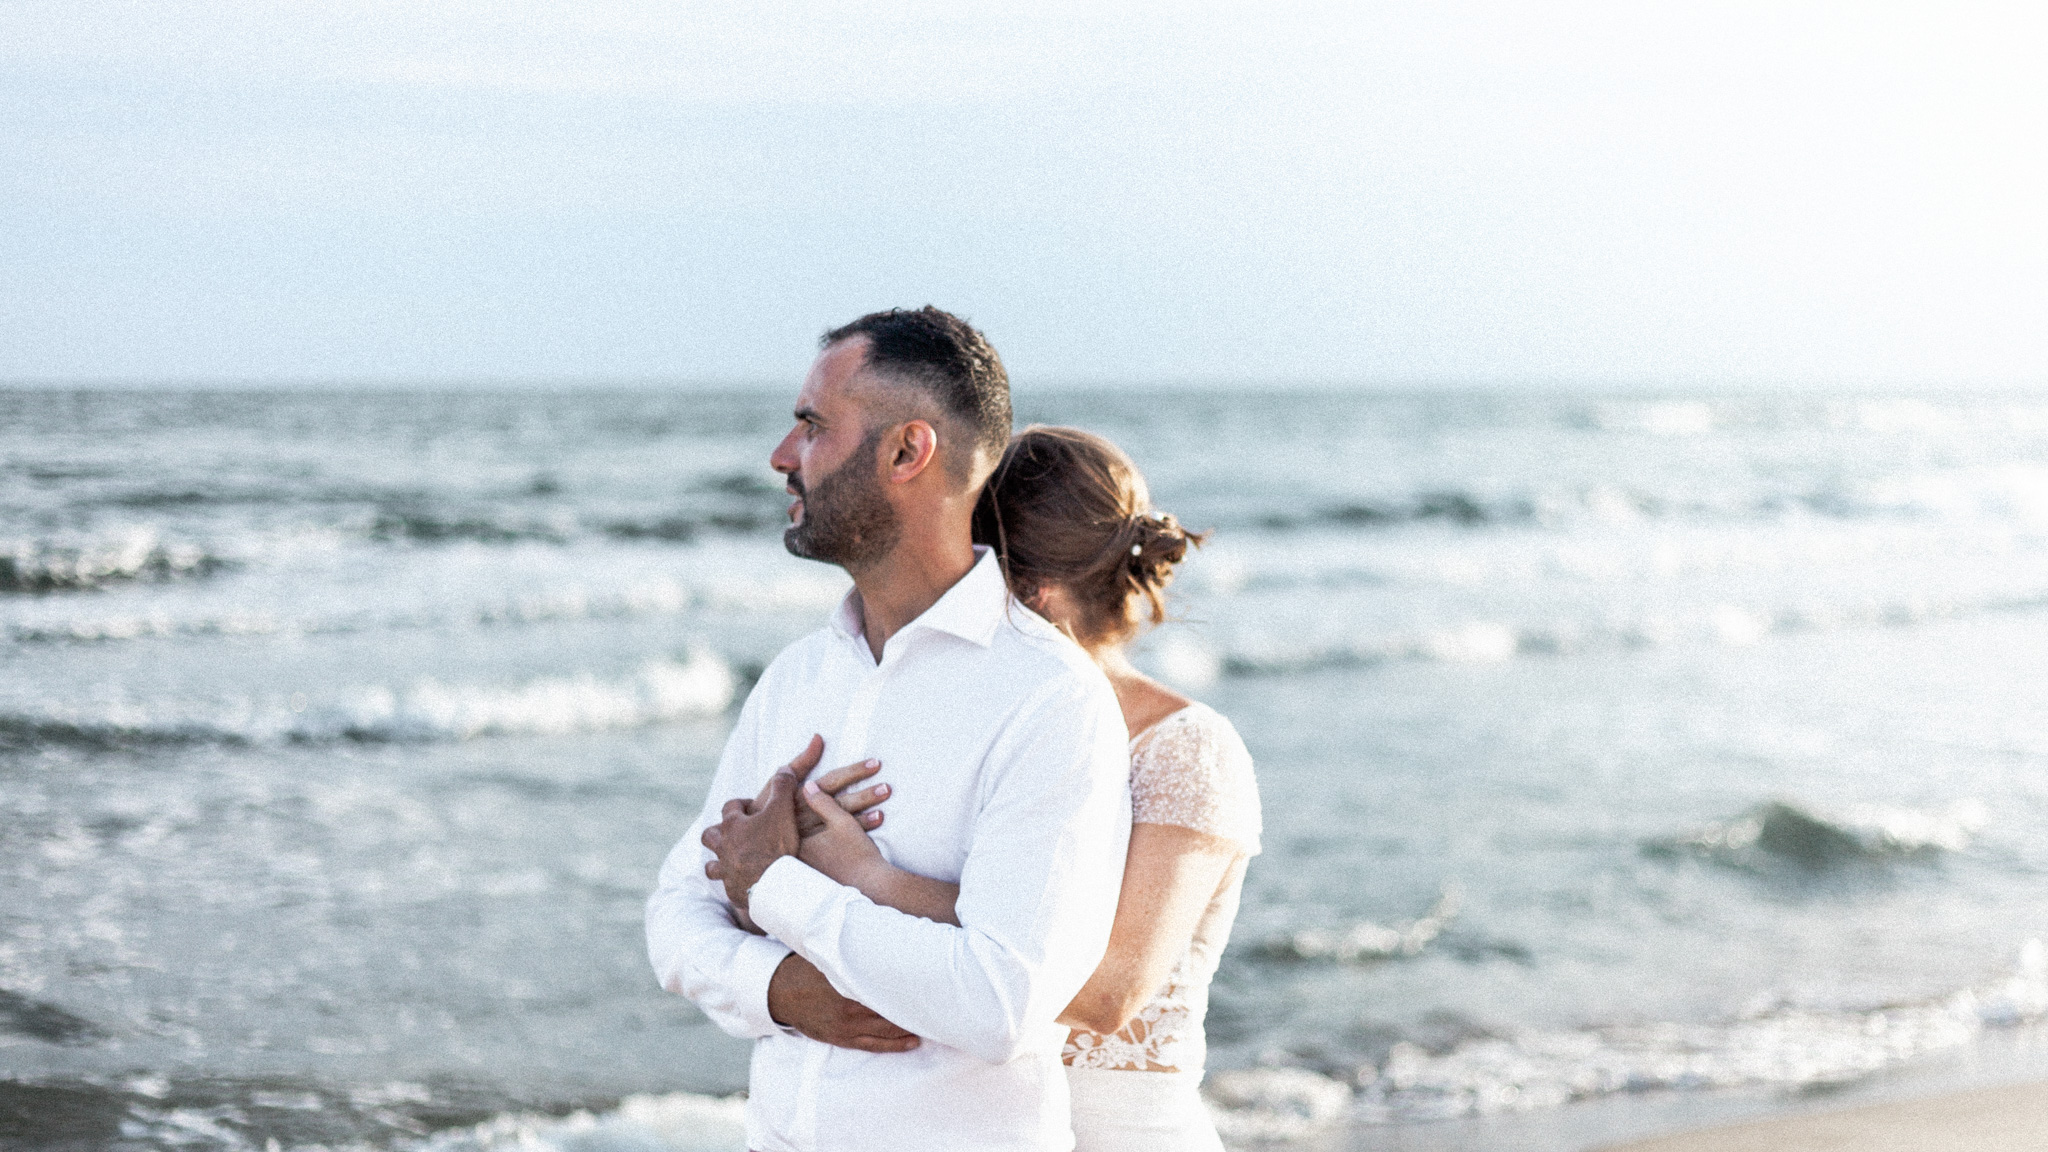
[[783, 429, 901, 569]]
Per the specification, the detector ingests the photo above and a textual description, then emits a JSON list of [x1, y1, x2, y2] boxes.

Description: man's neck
[[845, 536, 979, 662]]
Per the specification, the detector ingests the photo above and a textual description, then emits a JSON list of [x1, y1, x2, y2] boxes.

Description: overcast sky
[[4, 2, 2044, 387]]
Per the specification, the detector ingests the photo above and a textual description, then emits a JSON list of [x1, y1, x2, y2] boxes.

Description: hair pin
[[1131, 543, 1143, 556]]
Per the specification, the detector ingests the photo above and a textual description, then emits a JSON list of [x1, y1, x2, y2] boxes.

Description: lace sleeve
[[1128, 704, 1261, 855]]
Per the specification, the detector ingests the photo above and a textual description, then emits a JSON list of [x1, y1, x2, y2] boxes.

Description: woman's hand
[[755, 736, 889, 836], [797, 757, 890, 838], [709, 735, 962, 926], [705, 736, 891, 886], [795, 777, 891, 890], [796, 778, 964, 927]]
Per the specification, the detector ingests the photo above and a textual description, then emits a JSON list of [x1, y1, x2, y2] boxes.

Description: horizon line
[[5, 375, 2045, 396]]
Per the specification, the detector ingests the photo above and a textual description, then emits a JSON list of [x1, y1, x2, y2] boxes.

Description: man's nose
[[769, 429, 800, 474]]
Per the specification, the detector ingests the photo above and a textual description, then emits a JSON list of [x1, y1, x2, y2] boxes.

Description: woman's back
[[1065, 701, 1263, 1075]]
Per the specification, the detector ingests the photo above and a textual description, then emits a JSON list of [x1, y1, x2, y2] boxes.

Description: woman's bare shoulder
[[1120, 676, 1194, 741]]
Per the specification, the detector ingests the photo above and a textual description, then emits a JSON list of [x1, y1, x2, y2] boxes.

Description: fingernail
[[875, 784, 889, 796], [804, 781, 820, 795]]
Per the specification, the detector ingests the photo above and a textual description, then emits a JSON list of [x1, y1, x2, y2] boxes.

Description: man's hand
[[751, 735, 890, 838], [705, 770, 801, 909], [704, 736, 892, 887], [767, 954, 919, 1053]]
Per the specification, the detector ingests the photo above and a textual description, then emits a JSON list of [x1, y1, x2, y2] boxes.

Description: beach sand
[[1598, 1079, 2048, 1151]]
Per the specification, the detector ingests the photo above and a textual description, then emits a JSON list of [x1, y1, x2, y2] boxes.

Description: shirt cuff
[[725, 927, 799, 1038], [748, 855, 852, 953]]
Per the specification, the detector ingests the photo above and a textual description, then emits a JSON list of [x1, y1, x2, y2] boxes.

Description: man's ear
[[883, 420, 940, 484]]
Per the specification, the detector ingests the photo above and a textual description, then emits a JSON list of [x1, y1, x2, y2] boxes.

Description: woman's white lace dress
[[1063, 702, 1262, 1151]]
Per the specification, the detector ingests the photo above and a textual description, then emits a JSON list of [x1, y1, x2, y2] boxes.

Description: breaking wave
[[0, 650, 735, 752], [0, 990, 107, 1045], [367, 511, 577, 545], [408, 1093, 747, 1152], [1644, 800, 1988, 873], [0, 1077, 746, 1152], [1205, 1068, 1356, 1144], [1241, 460, 2048, 535], [1346, 938, 2048, 1122], [1210, 938, 2048, 1132], [360, 510, 785, 548], [1140, 590, 2048, 683], [1256, 886, 1463, 962], [0, 534, 234, 594], [8, 573, 848, 646], [1261, 491, 1528, 532]]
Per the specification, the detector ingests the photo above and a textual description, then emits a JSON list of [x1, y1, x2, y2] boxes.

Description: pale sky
[[4, 1, 2045, 387]]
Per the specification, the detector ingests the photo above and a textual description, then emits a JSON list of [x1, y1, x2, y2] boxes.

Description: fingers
[[800, 778, 861, 832], [840, 1032, 920, 1053], [704, 859, 726, 880], [763, 770, 800, 815], [836, 781, 891, 816], [812, 758, 881, 796], [838, 1007, 918, 1048], [798, 762, 882, 837], [700, 825, 725, 852], [756, 735, 828, 810], [720, 798, 749, 822], [846, 1011, 915, 1040], [802, 807, 882, 836], [784, 734, 826, 780], [800, 805, 879, 835]]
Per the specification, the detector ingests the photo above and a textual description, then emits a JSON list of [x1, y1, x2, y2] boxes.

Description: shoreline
[[1318, 1025, 2048, 1152], [1597, 1079, 2048, 1151]]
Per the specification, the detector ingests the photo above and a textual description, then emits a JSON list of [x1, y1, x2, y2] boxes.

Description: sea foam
[[1205, 939, 2048, 1129], [409, 1093, 747, 1152], [1257, 886, 1463, 963], [0, 648, 735, 750], [1347, 938, 2048, 1122], [0, 532, 232, 594]]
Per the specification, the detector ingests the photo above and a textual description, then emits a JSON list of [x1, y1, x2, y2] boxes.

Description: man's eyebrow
[[793, 405, 822, 424]]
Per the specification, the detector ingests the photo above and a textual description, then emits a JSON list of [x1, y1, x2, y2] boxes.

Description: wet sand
[[1599, 1079, 2048, 1151]]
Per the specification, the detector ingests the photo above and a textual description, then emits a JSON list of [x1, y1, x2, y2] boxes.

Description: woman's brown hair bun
[[1126, 511, 1193, 577], [972, 425, 1209, 646]]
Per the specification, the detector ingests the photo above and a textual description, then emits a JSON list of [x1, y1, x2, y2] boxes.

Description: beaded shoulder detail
[[1127, 702, 1261, 855]]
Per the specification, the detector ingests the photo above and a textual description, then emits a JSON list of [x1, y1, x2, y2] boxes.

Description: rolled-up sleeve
[[645, 687, 793, 1040], [748, 675, 1131, 1065]]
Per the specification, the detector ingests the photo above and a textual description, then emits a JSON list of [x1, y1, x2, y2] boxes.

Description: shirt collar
[[827, 545, 1009, 651]]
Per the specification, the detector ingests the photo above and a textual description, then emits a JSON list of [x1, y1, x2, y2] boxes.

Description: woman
[[794, 425, 1262, 1151]]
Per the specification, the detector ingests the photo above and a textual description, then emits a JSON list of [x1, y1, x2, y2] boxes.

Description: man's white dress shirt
[[646, 548, 1132, 1152]]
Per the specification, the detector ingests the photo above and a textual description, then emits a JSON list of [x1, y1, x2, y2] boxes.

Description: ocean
[[5, 386, 2048, 1151]]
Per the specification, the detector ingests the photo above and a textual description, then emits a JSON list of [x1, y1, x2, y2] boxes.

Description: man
[[645, 307, 1132, 1152]]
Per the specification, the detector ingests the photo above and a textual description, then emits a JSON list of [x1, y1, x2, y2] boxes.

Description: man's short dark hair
[[823, 306, 1012, 476]]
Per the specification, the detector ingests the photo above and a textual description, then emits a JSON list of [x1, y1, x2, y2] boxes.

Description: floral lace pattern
[[1064, 703, 1260, 1073], [1127, 704, 1262, 854], [1064, 954, 1204, 1072]]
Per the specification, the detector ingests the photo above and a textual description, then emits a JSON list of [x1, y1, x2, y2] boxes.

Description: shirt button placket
[[797, 648, 891, 1148], [835, 653, 890, 763]]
